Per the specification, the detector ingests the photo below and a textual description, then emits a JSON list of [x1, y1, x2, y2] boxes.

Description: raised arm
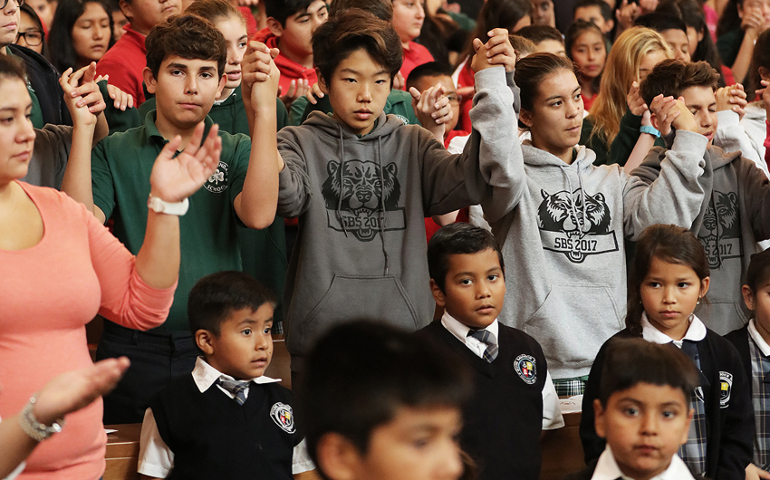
[[234, 41, 282, 229]]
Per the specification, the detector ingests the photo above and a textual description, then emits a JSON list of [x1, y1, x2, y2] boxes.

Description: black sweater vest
[[150, 375, 299, 480], [419, 321, 547, 480]]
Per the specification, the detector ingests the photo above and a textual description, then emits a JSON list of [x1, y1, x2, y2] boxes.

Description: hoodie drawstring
[[336, 125, 348, 238], [377, 137, 389, 275]]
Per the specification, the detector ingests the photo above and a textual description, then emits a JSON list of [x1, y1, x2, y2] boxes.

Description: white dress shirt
[[591, 445, 695, 480]]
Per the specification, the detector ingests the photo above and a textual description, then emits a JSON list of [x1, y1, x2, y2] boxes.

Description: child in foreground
[[580, 224, 753, 480], [419, 223, 563, 480], [565, 338, 702, 480], [299, 321, 474, 480], [725, 249, 770, 479], [137, 271, 313, 479]]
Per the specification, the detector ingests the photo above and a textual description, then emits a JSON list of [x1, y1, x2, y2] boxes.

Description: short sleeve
[[91, 138, 116, 221]]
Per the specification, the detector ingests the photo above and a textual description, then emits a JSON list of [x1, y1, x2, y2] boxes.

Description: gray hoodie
[[634, 143, 770, 335], [275, 67, 516, 365], [482, 130, 708, 379]]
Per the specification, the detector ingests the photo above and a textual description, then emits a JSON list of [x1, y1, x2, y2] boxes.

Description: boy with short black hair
[[419, 223, 563, 480], [636, 59, 770, 335], [87, 14, 281, 424], [96, 0, 181, 105], [516, 24, 566, 56], [299, 321, 474, 480], [257, 0, 327, 104], [573, 0, 614, 36], [243, 9, 517, 377], [635, 13, 692, 61], [565, 338, 703, 480], [138, 271, 313, 479], [406, 61, 466, 146]]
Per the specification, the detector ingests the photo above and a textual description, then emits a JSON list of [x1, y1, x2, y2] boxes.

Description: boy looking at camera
[[564, 338, 702, 480], [418, 223, 564, 480], [137, 271, 313, 480], [242, 9, 517, 378]]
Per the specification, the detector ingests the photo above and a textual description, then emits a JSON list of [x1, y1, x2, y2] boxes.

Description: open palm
[[150, 123, 223, 203]]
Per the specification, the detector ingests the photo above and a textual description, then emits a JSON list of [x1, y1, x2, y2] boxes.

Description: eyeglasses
[[1, 0, 24, 10], [17, 30, 42, 46]]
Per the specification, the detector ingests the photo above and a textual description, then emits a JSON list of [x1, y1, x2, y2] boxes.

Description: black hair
[[597, 337, 700, 407], [748, 28, 770, 97], [0, 54, 28, 83], [639, 58, 719, 107], [457, 0, 531, 68], [516, 24, 564, 46], [716, 0, 743, 38], [406, 60, 453, 90], [328, 0, 392, 21], [145, 14, 227, 79], [626, 224, 709, 336], [574, 0, 613, 21], [188, 271, 276, 336], [299, 321, 473, 477], [263, 0, 315, 26], [313, 8, 402, 85], [427, 223, 504, 293], [634, 12, 688, 35], [49, 0, 114, 73], [746, 249, 770, 293]]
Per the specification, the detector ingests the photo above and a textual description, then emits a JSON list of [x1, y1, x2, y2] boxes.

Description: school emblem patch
[[719, 371, 733, 408], [203, 161, 229, 194], [270, 402, 296, 433], [514, 354, 537, 384]]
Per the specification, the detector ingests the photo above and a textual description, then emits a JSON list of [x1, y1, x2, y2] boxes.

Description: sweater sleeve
[[736, 154, 770, 241], [84, 204, 175, 330], [622, 130, 708, 240], [715, 110, 768, 177], [276, 130, 313, 218]]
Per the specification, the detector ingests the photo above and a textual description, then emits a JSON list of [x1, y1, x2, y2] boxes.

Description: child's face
[[594, 382, 692, 480], [530, 0, 555, 27], [351, 406, 464, 480], [271, 0, 327, 60], [679, 85, 717, 147], [412, 74, 459, 133], [686, 26, 702, 58], [112, 8, 128, 41], [391, 0, 425, 45], [535, 38, 566, 57], [640, 256, 709, 341], [570, 29, 606, 81], [25, 0, 53, 29], [16, 10, 43, 54], [574, 6, 610, 34], [0, 78, 36, 186], [119, 0, 180, 35], [743, 280, 770, 339], [145, 55, 226, 132], [431, 249, 506, 329], [520, 68, 583, 161], [215, 15, 248, 91], [637, 49, 669, 82], [200, 304, 275, 380], [320, 48, 391, 136], [71, 2, 111, 66], [661, 28, 691, 63]]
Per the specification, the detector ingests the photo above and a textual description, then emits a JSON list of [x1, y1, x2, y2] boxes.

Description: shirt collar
[[440, 311, 498, 346], [191, 356, 280, 393], [641, 312, 707, 345], [143, 110, 215, 147], [749, 319, 770, 356], [591, 446, 695, 480]]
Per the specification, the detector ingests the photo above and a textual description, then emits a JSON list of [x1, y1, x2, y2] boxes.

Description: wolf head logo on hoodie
[[537, 188, 618, 263], [698, 190, 742, 269], [321, 159, 406, 242]]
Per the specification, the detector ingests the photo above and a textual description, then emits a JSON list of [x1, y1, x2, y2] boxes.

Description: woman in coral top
[[0, 54, 221, 480]]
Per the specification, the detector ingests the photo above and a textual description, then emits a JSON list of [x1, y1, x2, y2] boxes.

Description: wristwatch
[[639, 125, 661, 138], [19, 394, 65, 441], [147, 194, 189, 216]]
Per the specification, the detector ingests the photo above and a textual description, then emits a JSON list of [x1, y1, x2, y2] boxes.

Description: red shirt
[[401, 41, 434, 87], [96, 24, 147, 105], [254, 28, 317, 94], [454, 58, 474, 131]]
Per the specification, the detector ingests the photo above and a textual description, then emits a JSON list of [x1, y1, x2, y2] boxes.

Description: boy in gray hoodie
[[637, 59, 770, 335], [481, 53, 708, 395], [243, 9, 518, 375]]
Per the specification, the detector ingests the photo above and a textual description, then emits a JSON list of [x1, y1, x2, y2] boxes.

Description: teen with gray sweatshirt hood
[[633, 59, 770, 335], [481, 53, 708, 395], [242, 12, 518, 373]]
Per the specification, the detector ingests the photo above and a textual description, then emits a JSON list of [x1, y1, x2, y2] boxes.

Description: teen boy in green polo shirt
[[86, 14, 281, 424]]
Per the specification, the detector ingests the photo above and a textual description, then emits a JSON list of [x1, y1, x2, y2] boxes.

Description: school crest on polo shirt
[[270, 402, 296, 433], [204, 161, 229, 194], [719, 371, 733, 408], [514, 354, 537, 385]]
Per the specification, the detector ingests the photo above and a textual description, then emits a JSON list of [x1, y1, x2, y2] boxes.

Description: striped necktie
[[468, 329, 499, 363], [217, 377, 249, 405]]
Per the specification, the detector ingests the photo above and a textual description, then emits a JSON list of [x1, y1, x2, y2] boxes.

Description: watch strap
[[639, 125, 661, 138], [147, 195, 189, 216], [19, 394, 65, 442]]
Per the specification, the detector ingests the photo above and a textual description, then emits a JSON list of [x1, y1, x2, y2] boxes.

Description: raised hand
[[60, 63, 106, 126], [149, 122, 222, 203], [626, 81, 648, 117], [715, 83, 747, 120], [649, 94, 681, 136], [410, 83, 452, 140], [484, 28, 515, 72], [242, 40, 280, 111]]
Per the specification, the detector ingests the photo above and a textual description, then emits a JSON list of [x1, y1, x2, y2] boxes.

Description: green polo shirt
[[6, 47, 44, 128], [91, 111, 251, 331]]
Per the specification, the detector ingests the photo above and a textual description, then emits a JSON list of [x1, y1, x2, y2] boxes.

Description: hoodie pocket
[[523, 283, 623, 371], [300, 275, 421, 340]]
